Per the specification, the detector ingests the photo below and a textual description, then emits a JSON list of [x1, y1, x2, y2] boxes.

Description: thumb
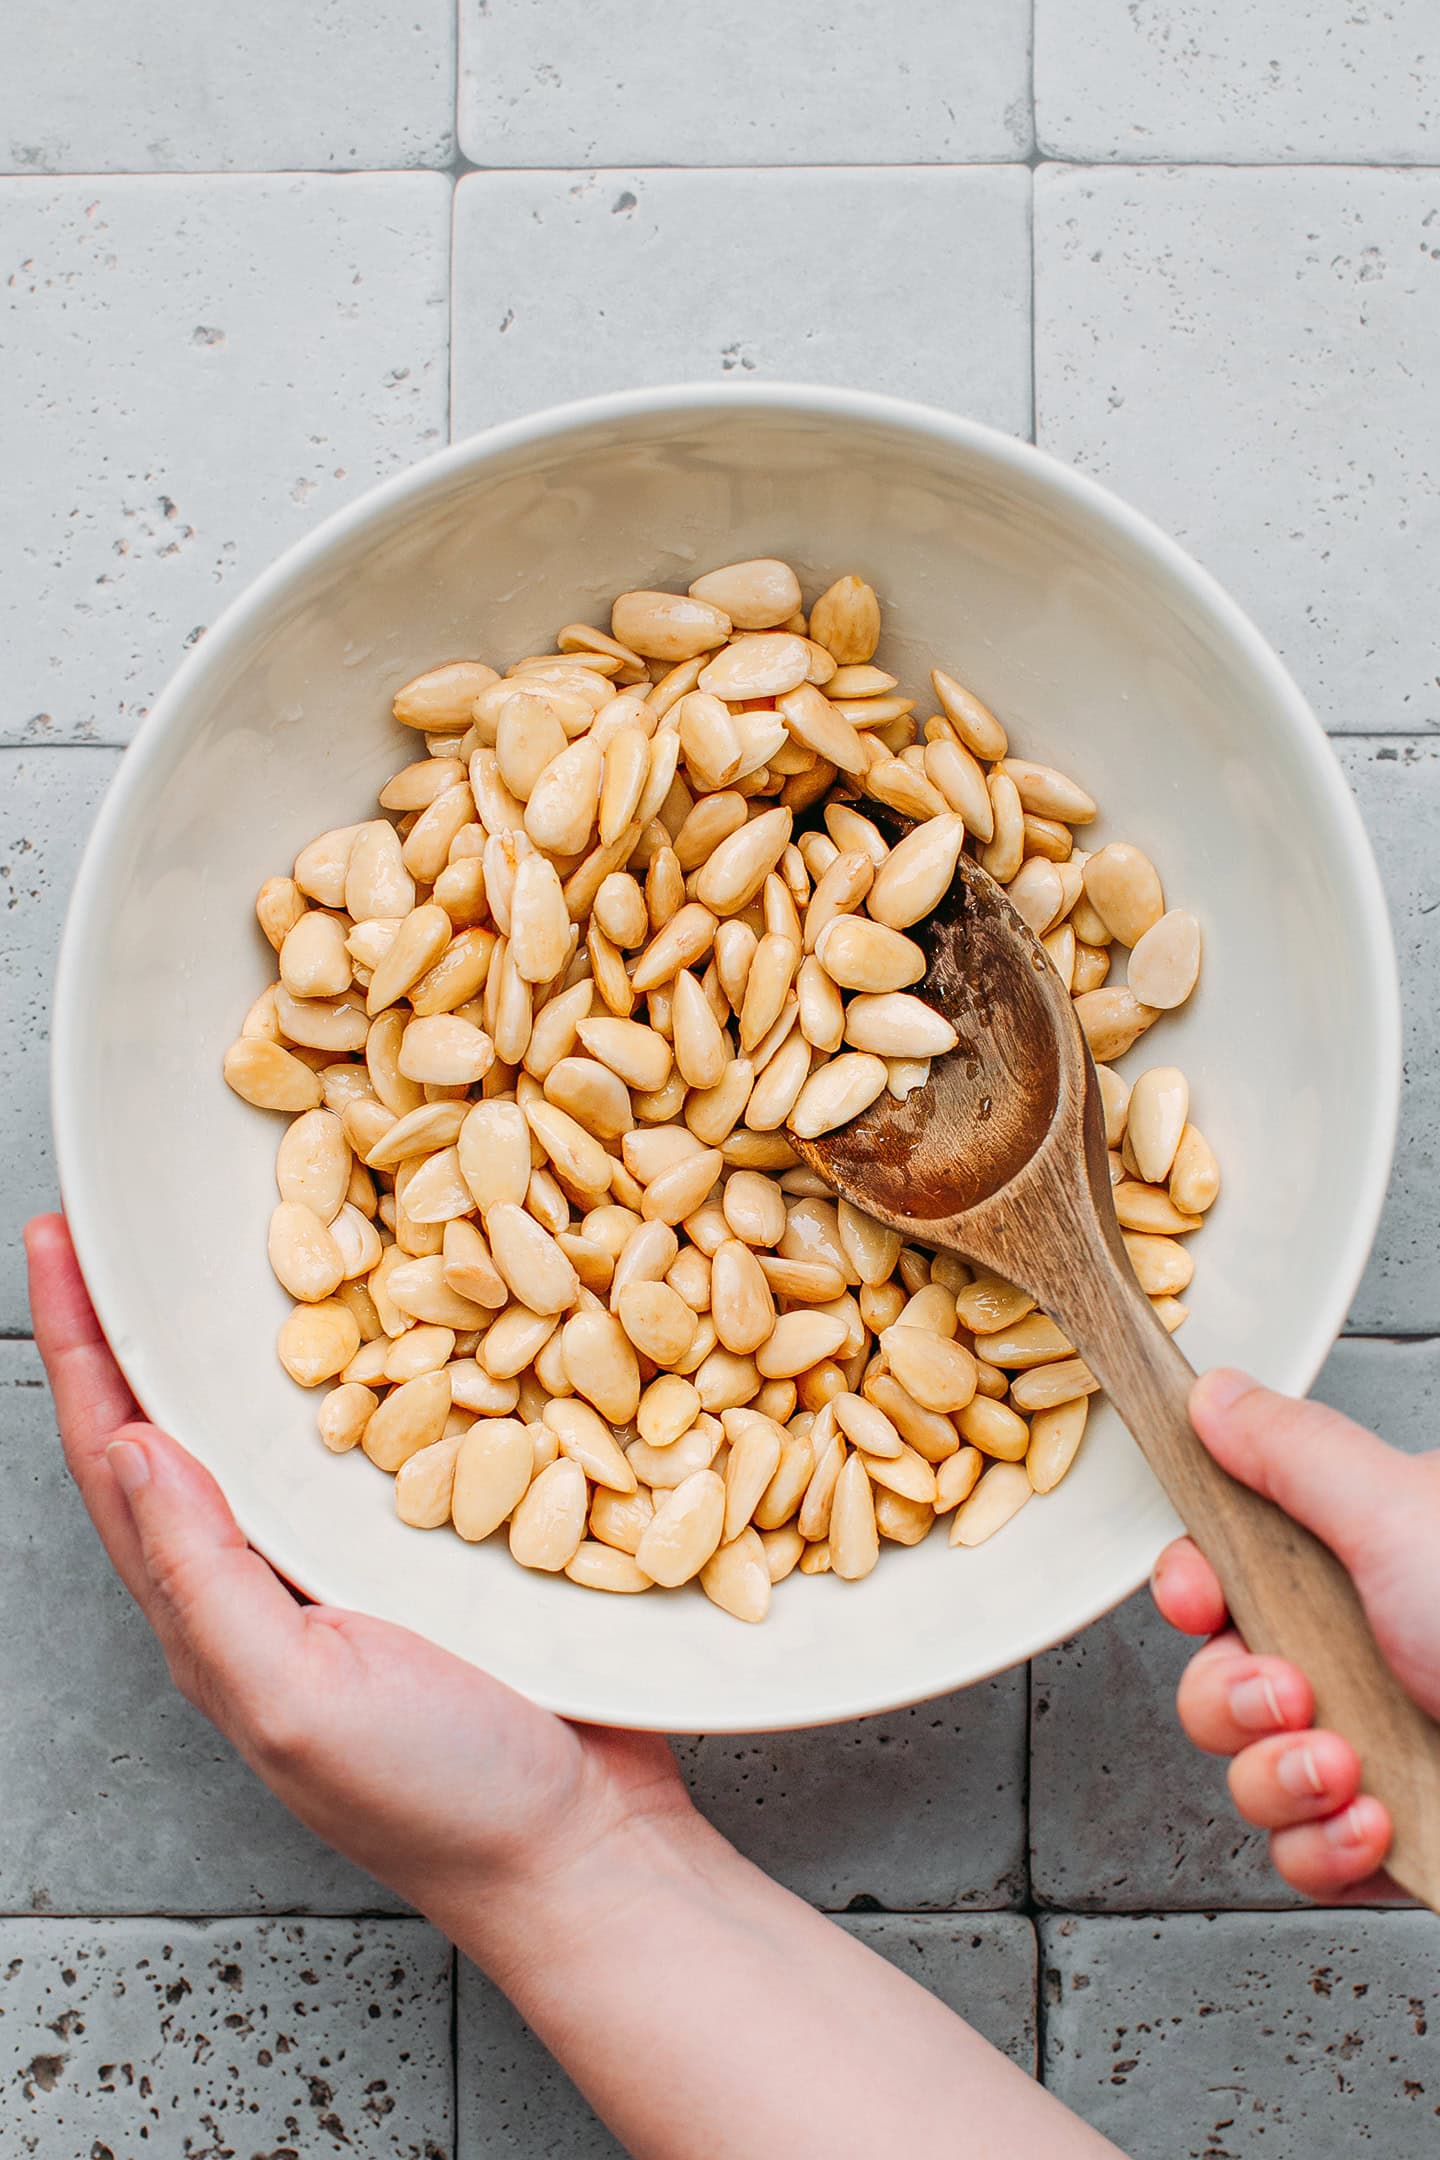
[[1188, 1368, 1420, 1575]]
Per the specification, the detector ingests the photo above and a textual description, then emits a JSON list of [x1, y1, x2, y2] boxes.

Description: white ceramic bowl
[[54, 385, 1399, 1733]]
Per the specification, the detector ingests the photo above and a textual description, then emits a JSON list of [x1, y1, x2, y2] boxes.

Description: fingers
[[101, 1427, 312, 1762], [26, 1214, 153, 1600], [1151, 1537, 1227, 1637], [1175, 1631, 1314, 1756], [26, 1215, 138, 1466], [1226, 1728, 1362, 1830], [1268, 1797, 1394, 1902], [1189, 1368, 1419, 1572]]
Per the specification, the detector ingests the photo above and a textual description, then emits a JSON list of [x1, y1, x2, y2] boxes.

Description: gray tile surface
[[1037, 0, 1440, 163], [1029, 1334, 1434, 1912], [5, 11, 1439, 2154], [458, 1914, 1036, 2153], [0, 1344, 400, 1915], [675, 1674, 1028, 1911], [2, 750, 119, 1334], [3, 175, 450, 749], [1340, 740, 1440, 1334], [451, 166, 1033, 437], [459, 0, 1033, 166], [1041, 1911, 1440, 2159], [1035, 166, 1440, 738], [0, 0, 456, 172], [0, 1916, 451, 2157]]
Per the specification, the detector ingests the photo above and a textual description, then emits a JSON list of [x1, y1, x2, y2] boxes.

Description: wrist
[[424, 1772, 726, 1985]]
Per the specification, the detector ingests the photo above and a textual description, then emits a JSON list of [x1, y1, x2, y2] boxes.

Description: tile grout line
[[6, 158, 1440, 178]]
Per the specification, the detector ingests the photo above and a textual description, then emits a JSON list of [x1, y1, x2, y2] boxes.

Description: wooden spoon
[[790, 838, 1440, 1911]]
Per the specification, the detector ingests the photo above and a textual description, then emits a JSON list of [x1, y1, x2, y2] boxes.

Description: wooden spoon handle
[[1047, 1265, 1440, 1912]]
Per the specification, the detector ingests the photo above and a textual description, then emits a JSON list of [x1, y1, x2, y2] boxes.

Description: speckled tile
[[1035, 166, 1440, 736], [457, 1914, 1035, 2153], [1040, 1911, 1440, 2158], [0, 1343, 401, 1914], [0, 0, 455, 172], [675, 1673, 1028, 1911], [459, 0, 1032, 166], [0, 1917, 451, 2157], [1036, 0, 1440, 163], [450, 166, 1032, 438], [1338, 740, 1440, 1334], [1029, 1334, 1437, 1912], [1, 749, 119, 1333], [3, 175, 450, 748]]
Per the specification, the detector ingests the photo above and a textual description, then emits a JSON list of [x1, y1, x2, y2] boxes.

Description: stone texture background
[[3, 3, 1437, 2150]]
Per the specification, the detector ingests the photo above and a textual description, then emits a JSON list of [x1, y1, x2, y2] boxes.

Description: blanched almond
[[693, 807, 793, 915], [278, 1298, 360, 1386], [881, 1325, 977, 1413], [1027, 1396, 1089, 1493], [1126, 1066, 1190, 1185], [1127, 908, 1201, 1010], [366, 903, 452, 1016], [279, 911, 351, 999], [393, 660, 498, 729], [395, 1430, 464, 1528], [485, 1202, 580, 1316], [998, 759, 1097, 825], [699, 1528, 772, 1622], [828, 1453, 880, 1579], [979, 772, 1024, 884], [268, 1202, 344, 1303], [457, 1100, 532, 1214], [641, 1149, 724, 1226], [617, 1279, 699, 1366], [636, 1468, 727, 1585], [275, 1108, 350, 1223], [722, 1414, 783, 1540], [398, 1014, 494, 1086], [809, 576, 881, 665], [1009, 1358, 1099, 1413], [1073, 988, 1158, 1062], [789, 1053, 889, 1138], [934, 1445, 984, 1513], [509, 1456, 587, 1571], [565, 1542, 653, 1594], [543, 1399, 637, 1493], [930, 669, 1007, 759], [842, 993, 957, 1058], [949, 1459, 1032, 1546], [688, 559, 801, 629], [363, 1367, 452, 1470], [562, 1307, 641, 1424], [317, 1381, 377, 1454], [710, 1238, 776, 1355], [589, 1484, 656, 1556], [1170, 1122, 1221, 1216], [866, 813, 964, 929], [612, 590, 731, 662], [1083, 844, 1165, 948]]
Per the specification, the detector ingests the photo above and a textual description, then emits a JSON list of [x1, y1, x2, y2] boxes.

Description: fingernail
[[1323, 1804, 1370, 1849], [1229, 1673, 1284, 1730], [1194, 1367, 1255, 1419], [1277, 1744, 1326, 1799], [106, 1439, 150, 1500]]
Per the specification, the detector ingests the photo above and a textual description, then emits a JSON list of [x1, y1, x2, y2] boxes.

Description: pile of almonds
[[224, 558, 1215, 1621]]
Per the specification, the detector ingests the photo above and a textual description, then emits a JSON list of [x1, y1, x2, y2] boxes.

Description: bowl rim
[[52, 381, 1402, 1729]]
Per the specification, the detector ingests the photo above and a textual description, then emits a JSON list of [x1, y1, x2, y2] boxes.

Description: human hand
[[24, 1214, 692, 1954], [1152, 1367, 1440, 1902]]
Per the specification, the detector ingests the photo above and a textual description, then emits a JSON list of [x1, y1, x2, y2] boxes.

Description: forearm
[[440, 1808, 1121, 2160]]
